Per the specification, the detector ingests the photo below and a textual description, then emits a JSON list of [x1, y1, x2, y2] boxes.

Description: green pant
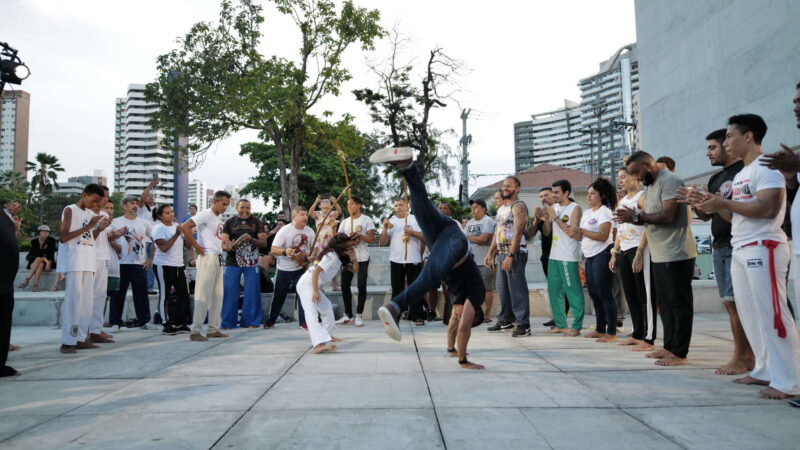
[[547, 259, 584, 330]]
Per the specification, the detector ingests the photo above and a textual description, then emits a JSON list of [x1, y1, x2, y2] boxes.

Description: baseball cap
[[468, 199, 487, 209], [37, 225, 51, 232]]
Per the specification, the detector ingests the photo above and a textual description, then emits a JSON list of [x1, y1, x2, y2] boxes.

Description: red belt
[[740, 240, 787, 339]]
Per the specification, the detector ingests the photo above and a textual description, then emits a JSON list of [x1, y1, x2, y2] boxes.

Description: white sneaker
[[110, 325, 120, 333], [368, 146, 414, 165], [354, 314, 364, 327], [335, 315, 352, 325]]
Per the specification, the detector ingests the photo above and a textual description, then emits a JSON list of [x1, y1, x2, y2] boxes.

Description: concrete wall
[[634, 0, 800, 179]]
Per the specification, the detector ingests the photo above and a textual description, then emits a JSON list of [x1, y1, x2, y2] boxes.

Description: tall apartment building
[[54, 170, 108, 196], [513, 44, 639, 178], [188, 179, 207, 209], [114, 84, 174, 203], [0, 90, 30, 174], [514, 99, 583, 172]]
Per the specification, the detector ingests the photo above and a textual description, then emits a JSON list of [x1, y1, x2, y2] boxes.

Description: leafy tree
[[240, 116, 387, 219], [145, 0, 383, 214], [26, 152, 65, 223], [0, 170, 29, 192]]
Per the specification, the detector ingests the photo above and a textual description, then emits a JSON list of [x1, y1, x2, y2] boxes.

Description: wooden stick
[[403, 179, 409, 260], [334, 143, 353, 234]]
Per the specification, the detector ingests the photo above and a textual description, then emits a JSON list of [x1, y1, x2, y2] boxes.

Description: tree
[[353, 28, 461, 187], [0, 170, 28, 193], [145, 0, 383, 214], [26, 152, 65, 223], [240, 116, 387, 219]]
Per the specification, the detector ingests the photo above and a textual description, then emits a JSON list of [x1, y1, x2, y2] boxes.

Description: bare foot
[[18, 279, 29, 289], [546, 328, 566, 335], [758, 387, 798, 400], [76, 341, 100, 350], [617, 337, 640, 346], [597, 335, 617, 343], [312, 343, 337, 354], [563, 329, 580, 337], [715, 359, 755, 376], [9, 344, 20, 351], [631, 342, 655, 352], [733, 375, 769, 385], [59, 345, 77, 354], [646, 348, 672, 359], [583, 331, 603, 338], [459, 361, 485, 370], [655, 355, 688, 366], [330, 337, 344, 342], [31, 286, 41, 292]]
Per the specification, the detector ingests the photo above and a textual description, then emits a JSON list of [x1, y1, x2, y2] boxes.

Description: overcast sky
[[4, 0, 635, 211]]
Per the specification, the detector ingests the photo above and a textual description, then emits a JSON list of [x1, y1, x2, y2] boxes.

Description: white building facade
[[0, 90, 29, 174], [188, 179, 207, 210], [514, 99, 583, 172]]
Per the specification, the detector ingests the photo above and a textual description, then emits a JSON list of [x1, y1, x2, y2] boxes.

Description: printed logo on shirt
[[466, 224, 483, 236], [70, 325, 79, 337], [561, 215, 569, 222], [588, 218, 598, 225], [215, 223, 224, 241], [719, 180, 733, 199], [122, 227, 145, 257], [290, 233, 310, 253], [746, 258, 764, 268], [733, 179, 753, 201]]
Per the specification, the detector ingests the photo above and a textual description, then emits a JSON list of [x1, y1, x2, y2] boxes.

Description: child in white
[[296, 233, 358, 353], [56, 186, 103, 352]]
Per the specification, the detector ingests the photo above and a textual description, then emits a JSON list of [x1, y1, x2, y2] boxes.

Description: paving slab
[[215, 409, 444, 450], [436, 408, 551, 449], [154, 352, 301, 378], [534, 345, 732, 372], [418, 349, 558, 373], [0, 414, 58, 442], [289, 351, 422, 374], [1, 412, 241, 450], [0, 379, 133, 415], [625, 404, 800, 449]]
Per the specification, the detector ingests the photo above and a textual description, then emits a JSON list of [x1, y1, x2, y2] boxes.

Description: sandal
[[32, 286, 41, 292], [18, 278, 30, 289]]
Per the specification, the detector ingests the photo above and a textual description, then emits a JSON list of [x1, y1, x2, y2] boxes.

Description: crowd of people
[[1, 84, 799, 402]]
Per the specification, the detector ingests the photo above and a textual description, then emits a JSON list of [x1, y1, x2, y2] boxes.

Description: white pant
[[192, 253, 224, 335], [791, 254, 800, 321], [61, 271, 94, 345], [90, 259, 108, 334], [297, 281, 336, 346], [732, 243, 800, 395]]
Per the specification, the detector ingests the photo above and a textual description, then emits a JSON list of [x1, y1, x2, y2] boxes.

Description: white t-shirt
[[273, 224, 316, 271], [550, 202, 582, 262], [792, 173, 800, 254], [56, 204, 97, 273], [730, 155, 787, 248], [618, 191, 644, 251], [192, 209, 224, 255], [338, 215, 375, 262], [299, 252, 343, 288], [110, 216, 153, 265], [108, 246, 121, 278], [137, 204, 157, 242], [152, 223, 185, 267], [386, 215, 423, 264], [93, 210, 111, 261], [465, 215, 496, 266], [580, 206, 613, 258]]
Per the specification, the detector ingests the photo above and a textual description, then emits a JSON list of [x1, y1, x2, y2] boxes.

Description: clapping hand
[[676, 184, 706, 206], [761, 144, 800, 176], [613, 206, 635, 224]]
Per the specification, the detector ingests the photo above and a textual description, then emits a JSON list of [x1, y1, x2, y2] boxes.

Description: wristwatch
[[632, 210, 641, 224]]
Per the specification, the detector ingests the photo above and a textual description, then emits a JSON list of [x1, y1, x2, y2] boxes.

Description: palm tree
[[0, 170, 29, 192], [26, 153, 65, 223]]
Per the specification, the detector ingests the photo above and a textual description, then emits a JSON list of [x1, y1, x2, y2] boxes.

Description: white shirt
[[192, 209, 224, 255], [110, 216, 153, 265], [273, 224, 316, 271], [108, 246, 121, 277], [152, 223, 185, 267], [550, 202, 582, 262], [93, 211, 111, 261], [386, 215, 422, 264], [338, 214, 375, 262], [792, 173, 800, 254], [56, 204, 97, 273], [730, 155, 787, 248], [580, 206, 614, 258], [618, 191, 644, 251], [299, 252, 343, 288], [137, 204, 157, 242]]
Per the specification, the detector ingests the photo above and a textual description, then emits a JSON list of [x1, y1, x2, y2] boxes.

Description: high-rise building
[[514, 99, 583, 172], [114, 84, 174, 203], [53, 170, 108, 196], [188, 179, 207, 210], [0, 90, 30, 174], [578, 43, 639, 178]]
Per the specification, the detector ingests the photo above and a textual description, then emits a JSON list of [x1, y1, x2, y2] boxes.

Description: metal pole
[[459, 109, 471, 205]]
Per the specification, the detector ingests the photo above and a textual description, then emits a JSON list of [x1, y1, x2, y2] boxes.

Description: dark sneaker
[[162, 325, 179, 336], [263, 322, 274, 329], [542, 319, 555, 327], [487, 322, 514, 332], [177, 325, 191, 333], [153, 312, 163, 325], [512, 326, 531, 338], [377, 303, 402, 341], [368, 146, 414, 167]]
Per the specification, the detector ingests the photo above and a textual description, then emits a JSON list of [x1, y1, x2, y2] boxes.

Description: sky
[[4, 0, 636, 212]]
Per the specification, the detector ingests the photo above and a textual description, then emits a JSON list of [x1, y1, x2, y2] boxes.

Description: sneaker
[[368, 146, 414, 166], [162, 325, 179, 336], [153, 312, 163, 325], [177, 325, 191, 333], [140, 324, 151, 330], [335, 315, 353, 325], [354, 314, 364, 327], [263, 322, 274, 329], [377, 304, 401, 341], [487, 322, 514, 332], [110, 325, 120, 333], [512, 325, 531, 338], [542, 319, 555, 327]]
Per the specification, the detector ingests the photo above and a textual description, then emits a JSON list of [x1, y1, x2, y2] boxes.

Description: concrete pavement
[[1, 314, 798, 449]]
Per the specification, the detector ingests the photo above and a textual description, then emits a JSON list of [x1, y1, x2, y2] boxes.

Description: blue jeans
[[222, 266, 262, 328], [390, 164, 483, 314], [266, 268, 306, 326], [585, 246, 616, 335]]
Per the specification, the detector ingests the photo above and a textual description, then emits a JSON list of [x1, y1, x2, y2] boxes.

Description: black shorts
[[445, 254, 486, 328]]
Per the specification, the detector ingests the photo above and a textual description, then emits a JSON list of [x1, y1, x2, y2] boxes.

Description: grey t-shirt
[[644, 170, 697, 263], [465, 216, 496, 266]]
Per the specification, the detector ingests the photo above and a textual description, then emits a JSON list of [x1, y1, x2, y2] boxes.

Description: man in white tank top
[[56, 184, 104, 354]]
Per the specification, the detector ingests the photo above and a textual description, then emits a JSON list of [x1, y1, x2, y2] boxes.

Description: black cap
[[469, 199, 487, 209]]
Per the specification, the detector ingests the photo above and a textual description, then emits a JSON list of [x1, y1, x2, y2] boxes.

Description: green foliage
[[0, 170, 29, 192], [109, 192, 124, 218], [26, 152, 65, 223]]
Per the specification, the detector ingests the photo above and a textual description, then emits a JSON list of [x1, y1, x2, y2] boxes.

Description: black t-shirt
[[535, 220, 553, 259], [222, 216, 265, 267], [706, 160, 744, 248]]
